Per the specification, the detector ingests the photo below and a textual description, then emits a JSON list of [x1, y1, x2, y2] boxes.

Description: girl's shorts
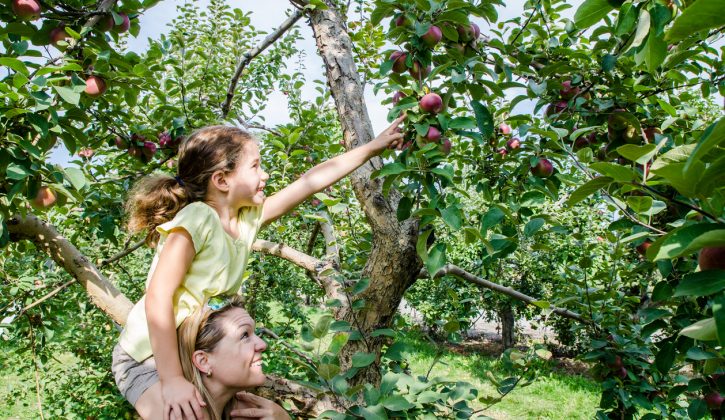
[[111, 343, 159, 406]]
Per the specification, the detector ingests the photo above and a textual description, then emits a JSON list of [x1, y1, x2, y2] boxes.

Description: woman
[[176, 295, 289, 420]]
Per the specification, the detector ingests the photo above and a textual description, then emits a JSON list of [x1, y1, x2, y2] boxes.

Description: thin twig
[[510, 0, 542, 46], [221, 9, 304, 117], [19, 279, 75, 315], [99, 239, 146, 267]]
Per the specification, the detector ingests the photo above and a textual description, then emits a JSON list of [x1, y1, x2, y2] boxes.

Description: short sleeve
[[156, 202, 213, 253], [238, 203, 264, 250]]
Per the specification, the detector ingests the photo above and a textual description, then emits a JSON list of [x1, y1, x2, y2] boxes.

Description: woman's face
[[207, 307, 267, 389]]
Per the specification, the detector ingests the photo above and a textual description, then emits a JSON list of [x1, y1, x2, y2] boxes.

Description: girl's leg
[[135, 382, 163, 419]]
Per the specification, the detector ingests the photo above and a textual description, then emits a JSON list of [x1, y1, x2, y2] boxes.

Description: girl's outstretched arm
[[261, 114, 406, 225], [145, 230, 206, 420]]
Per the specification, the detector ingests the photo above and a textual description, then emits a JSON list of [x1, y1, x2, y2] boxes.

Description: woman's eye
[[241, 332, 249, 340]]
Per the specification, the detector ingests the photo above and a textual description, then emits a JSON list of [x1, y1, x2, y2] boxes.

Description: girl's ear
[[210, 169, 229, 192], [192, 350, 211, 374]]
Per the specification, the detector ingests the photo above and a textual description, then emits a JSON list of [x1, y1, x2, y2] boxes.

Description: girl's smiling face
[[226, 142, 269, 208], [206, 307, 267, 389]]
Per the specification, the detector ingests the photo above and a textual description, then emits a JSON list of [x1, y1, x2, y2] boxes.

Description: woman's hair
[[177, 295, 246, 420], [125, 126, 255, 246]]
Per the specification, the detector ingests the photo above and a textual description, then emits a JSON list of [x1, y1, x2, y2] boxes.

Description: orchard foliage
[[2, 0, 725, 418], [367, 0, 725, 417]]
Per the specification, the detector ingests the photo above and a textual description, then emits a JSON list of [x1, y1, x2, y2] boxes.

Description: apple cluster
[[386, 11, 482, 159], [113, 131, 180, 163], [10, 0, 134, 100]]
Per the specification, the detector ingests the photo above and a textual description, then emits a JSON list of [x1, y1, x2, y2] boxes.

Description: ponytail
[[125, 175, 189, 247]]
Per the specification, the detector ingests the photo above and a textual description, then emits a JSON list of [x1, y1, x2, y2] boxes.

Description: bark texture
[[306, 2, 422, 385], [7, 213, 133, 325], [500, 305, 516, 349]]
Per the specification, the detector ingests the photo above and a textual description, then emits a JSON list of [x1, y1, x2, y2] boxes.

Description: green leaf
[[666, 0, 725, 42], [688, 398, 708, 420], [440, 205, 463, 230], [574, 0, 614, 29], [426, 243, 447, 277], [623, 9, 650, 53], [381, 395, 415, 411], [351, 278, 370, 296], [520, 191, 546, 208], [626, 196, 653, 214], [471, 100, 494, 139], [327, 333, 349, 355], [313, 314, 334, 339], [524, 218, 545, 237], [64, 167, 87, 190], [481, 207, 505, 231], [647, 224, 725, 261], [317, 364, 341, 380], [371, 162, 407, 180], [53, 86, 81, 106], [643, 28, 667, 72], [616, 144, 657, 164], [448, 117, 477, 130], [589, 162, 636, 182], [651, 161, 703, 197], [351, 352, 376, 368], [714, 295, 725, 347], [567, 177, 613, 206], [0, 57, 30, 75], [685, 117, 725, 173], [6, 163, 31, 180], [674, 270, 725, 297], [680, 318, 717, 341], [655, 341, 676, 374]]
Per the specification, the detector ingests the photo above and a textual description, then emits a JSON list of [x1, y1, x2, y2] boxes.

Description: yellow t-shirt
[[119, 201, 264, 362]]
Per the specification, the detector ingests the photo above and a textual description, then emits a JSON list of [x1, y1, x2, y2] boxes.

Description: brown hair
[[177, 295, 246, 420], [125, 126, 255, 246]]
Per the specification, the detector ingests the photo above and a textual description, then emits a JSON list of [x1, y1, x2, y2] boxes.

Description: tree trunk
[[306, 2, 422, 386], [500, 305, 516, 349]]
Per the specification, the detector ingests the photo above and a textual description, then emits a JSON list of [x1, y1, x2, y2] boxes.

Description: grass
[[399, 333, 600, 419], [274, 307, 601, 419]]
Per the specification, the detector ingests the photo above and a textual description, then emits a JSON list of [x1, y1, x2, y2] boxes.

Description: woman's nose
[[256, 337, 267, 352]]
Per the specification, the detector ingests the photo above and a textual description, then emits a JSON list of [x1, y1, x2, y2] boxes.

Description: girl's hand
[[162, 376, 206, 420], [229, 392, 290, 419], [367, 114, 407, 156]]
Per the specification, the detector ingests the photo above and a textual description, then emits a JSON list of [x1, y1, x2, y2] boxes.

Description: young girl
[[112, 118, 405, 420]]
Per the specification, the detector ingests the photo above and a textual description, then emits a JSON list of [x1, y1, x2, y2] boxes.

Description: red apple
[[421, 25, 442, 47], [471, 23, 480, 40], [12, 0, 41, 20], [699, 247, 725, 271], [456, 24, 474, 42], [441, 138, 451, 155], [95, 15, 115, 32], [392, 91, 406, 105], [497, 147, 507, 157], [425, 126, 441, 142], [158, 132, 173, 148], [311, 198, 322, 207], [545, 101, 568, 117], [615, 367, 628, 379], [506, 138, 521, 150], [128, 146, 142, 160], [636, 241, 651, 256], [409, 61, 430, 80], [560, 80, 580, 100], [643, 127, 662, 143], [84, 76, 107, 97], [419, 93, 443, 113], [32, 186, 57, 209], [115, 136, 128, 149], [499, 123, 512, 135], [142, 141, 157, 158], [607, 355, 623, 369], [705, 392, 724, 409], [112, 13, 131, 33], [49, 25, 72, 48], [394, 13, 411, 28], [390, 51, 407, 73], [531, 158, 554, 178]]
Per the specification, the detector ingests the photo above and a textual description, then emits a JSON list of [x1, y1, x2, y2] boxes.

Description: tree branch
[[236, 117, 284, 137], [221, 9, 304, 117], [99, 239, 146, 267], [7, 213, 133, 325], [423, 264, 589, 324]]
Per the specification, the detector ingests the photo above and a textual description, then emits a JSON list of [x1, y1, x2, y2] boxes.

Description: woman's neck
[[204, 381, 238, 419]]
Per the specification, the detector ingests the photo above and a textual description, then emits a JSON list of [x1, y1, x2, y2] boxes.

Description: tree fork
[[304, 1, 422, 385]]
